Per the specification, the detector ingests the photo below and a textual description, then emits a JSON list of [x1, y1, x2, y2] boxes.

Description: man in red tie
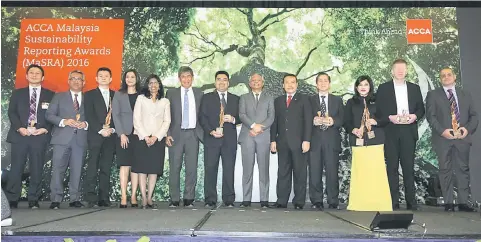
[[426, 67, 478, 212], [5, 64, 54, 209], [270, 74, 312, 209]]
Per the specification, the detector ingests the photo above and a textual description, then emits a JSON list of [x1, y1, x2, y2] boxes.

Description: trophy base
[[355, 138, 364, 146], [27, 127, 37, 135], [216, 127, 223, 135], [367, 131, 375, 139], [452, 129, 462, 139], [103, 125, 110, 130]]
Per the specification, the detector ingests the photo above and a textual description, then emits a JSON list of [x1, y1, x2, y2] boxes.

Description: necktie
[[286, 95, 292, 108], [73, 94, 79, 112], [255, 93, 259, 109], [221, 93, 227, 108], [447, 89, 460, 123], [320, 96, 327, 130], [28, 88, 37, 124], [182, 89, 189, 129]]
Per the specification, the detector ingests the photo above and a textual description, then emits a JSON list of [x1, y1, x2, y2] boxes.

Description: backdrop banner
[[1, 7, 460, 203]]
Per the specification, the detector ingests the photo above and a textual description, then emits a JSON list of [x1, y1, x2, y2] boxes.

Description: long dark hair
[[353, 75, 376, 103], [119, 69, 141, 93], [140, 74, 164, 99]]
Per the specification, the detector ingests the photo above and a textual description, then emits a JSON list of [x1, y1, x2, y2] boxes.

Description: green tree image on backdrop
[[1, 7, 459, 203]]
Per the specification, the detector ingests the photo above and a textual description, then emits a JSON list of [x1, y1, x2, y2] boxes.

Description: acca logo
[[406, 19, 433, 44]]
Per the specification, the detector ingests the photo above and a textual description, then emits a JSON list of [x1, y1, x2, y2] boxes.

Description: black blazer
[[84, 87, 116, 145], [7, 87, 55, 144], [344, 96, 385, 146], [199, 91, 240, 148], [271, 93, 312, 150], [376, 80, 425, 140], [309, 94, 344, 152]]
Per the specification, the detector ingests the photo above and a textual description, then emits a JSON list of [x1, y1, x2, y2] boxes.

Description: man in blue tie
[[426, 68, 478, 212], [166, 66, 204, 207], [5, 64, 54, 209]]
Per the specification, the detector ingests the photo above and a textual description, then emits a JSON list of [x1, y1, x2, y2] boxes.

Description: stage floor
[[2, 202, 481, 240]]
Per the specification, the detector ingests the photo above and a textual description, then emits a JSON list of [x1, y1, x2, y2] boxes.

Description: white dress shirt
[[99, 87, 110, 110], [59, 90, 88, 130], [286, 92, 296, 102], [250, 91, 262, 128], [181, 87, 197, 129], [29, 85, 41, 123], [394, 81, 409, 115]]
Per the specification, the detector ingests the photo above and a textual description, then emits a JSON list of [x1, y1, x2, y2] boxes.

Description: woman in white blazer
[[132, 74, 171, 209]]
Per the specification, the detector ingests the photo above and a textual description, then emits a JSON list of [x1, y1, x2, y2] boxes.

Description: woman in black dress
[[132, 74, 171, 209], [112, 70, 140, 208]]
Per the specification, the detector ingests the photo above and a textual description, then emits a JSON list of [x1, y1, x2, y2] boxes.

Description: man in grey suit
[[426, 68, 478, 212], [166, 66, 204, 208], [238, 73, 275, 208], [46, 70, 88, 209]]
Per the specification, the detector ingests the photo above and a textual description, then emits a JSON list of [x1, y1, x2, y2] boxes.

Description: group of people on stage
[[3, 58, 478, 213]]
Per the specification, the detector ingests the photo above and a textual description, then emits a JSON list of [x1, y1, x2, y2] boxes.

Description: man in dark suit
[[426, 68, 478, 212], [166, 66, 204, 208], [270, 74, 312, 209], [5, 64, 54, 209], [46, 70, 88, 209], [309, 73, 344, 210], [84, 67, 116, 208], [238, 73, 275, 208], [376, 59, 425, 210], [200, 71, 240, 208]]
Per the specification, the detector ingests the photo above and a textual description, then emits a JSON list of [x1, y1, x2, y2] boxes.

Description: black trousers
[[204, 144, 237, 204], [384, 126, 417, 206], [84, 137, 115, 203], [5, 136, 48, 202], [276, 143, 308, 206]]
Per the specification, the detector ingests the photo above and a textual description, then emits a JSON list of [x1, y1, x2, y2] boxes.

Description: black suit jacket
[[84, 87, 116, 145], [7, 87, 55, 144], [309, 94, 344, 151], [376, 80, 425, 140], [199, 91, 240, 148], [344, 96, 385, 146], [271, 93, 312, 150]]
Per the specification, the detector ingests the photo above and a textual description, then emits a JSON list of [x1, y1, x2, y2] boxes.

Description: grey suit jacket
[[112, 91, 134, 136], [45, 91, 88, 147], [238, 92, 275, 144], [166, 87, 204, 143], [426, 87, 478, 147]]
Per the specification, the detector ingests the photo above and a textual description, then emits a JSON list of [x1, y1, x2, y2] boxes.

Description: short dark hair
[[141, 74, 164, 99], [392, 58, 408, 66], [178, 66, 194, 77], [119, 69, 141, 93], [26, 64, 44, 77], [97, 67, 112, 77], [283, 73, 297, 84], [353, 75, 375, 103], [215, 70, 230, 80], [316, 72, 331, 83]]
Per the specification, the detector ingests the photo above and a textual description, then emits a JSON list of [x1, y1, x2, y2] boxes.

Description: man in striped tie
[[5, 64, 54, 209], [426, 67, 478, 212]]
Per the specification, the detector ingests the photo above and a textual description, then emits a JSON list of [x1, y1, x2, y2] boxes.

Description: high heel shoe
[[131, 203, 138, 208], [119, 204, 127, 208]]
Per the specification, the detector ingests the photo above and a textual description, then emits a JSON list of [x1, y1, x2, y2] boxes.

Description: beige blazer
[[133, 94, 171, 140]]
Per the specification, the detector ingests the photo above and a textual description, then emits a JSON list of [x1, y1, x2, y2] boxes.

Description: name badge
[[41, 102, 49, 109]]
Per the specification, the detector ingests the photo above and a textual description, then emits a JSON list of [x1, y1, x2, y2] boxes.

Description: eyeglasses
[[69, 77, 83, 81]]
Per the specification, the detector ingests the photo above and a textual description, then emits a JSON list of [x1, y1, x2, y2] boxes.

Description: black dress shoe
[[29, 201, 39, 209], [458, 204, 477, 212], [169, 201, 180, 208], [271, 203, 287, 208], [240, 201, 251, 208], [119, 204, 127, 208], [69, 201, 84, 208], [444, 203, 455, 212], [9, 201, 18, 209], [224, 202, 235, 208], [328, 204, 339, 209], [406, 203, 418, 211], [87, 202, 99, 208], [98, 200, 112, 207], [183, 199, 195, 207], [260, 201, 269, 208], [393, 204, 400, 210], [311, 203, 324, 210], [204, 202, 216, 208], [50, 202, 60, 209], [294, 204, 304, 210]]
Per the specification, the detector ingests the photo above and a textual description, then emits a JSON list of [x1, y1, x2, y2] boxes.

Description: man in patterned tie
[[426, 67, 478, 212], [5, 64, 54, 209], [165, 66, 204, 208]]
